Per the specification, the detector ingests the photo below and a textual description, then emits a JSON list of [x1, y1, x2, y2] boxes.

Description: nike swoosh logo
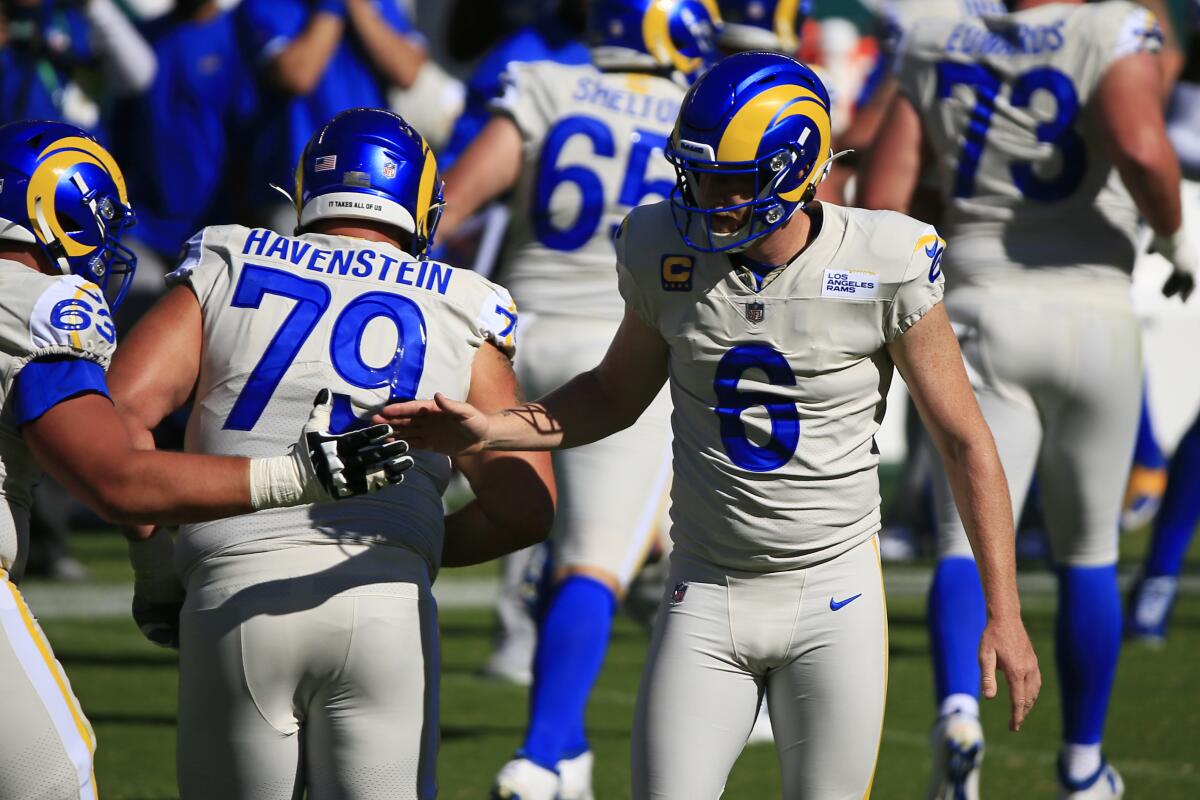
[[830, 593, 863, 611]]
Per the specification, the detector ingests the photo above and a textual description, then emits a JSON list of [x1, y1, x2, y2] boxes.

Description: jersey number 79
[[223, 263, 427, 433]]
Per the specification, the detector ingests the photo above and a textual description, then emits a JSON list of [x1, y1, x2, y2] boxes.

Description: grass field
[[26, 530, 1200, 799]]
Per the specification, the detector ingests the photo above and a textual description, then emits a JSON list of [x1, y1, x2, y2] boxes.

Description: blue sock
[[519, 576, 616, 771], [1056, 565, 1121, 744], [1133, 381, 1166, 469], [1145, 411, 1200, 578], [928, 556, 986, 705]]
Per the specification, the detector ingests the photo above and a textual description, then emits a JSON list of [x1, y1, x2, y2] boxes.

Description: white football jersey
[[896, 1, 1162, 283], [489, 60, 686, 320], [0, 265, 117, 573], [170, 226, 518, 577], [616, 202, 945, 571], [880, 0, 1007, 56]]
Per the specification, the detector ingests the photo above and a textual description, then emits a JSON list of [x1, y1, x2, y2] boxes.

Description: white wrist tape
[[249, 453, 313, 511]]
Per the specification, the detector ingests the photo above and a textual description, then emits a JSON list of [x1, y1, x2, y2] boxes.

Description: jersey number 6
[[714, 344, 801, 472]]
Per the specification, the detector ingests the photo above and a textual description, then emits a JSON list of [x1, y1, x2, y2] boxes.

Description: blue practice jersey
[[116, 10, 257, 258], [238, 0, 418, 206]]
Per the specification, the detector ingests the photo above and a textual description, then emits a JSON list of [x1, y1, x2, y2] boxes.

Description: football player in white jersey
[[439, 2, 720, 797], [714, 0, 814, 749], [105, 109, 556, 799], [860, 1, 1193, 797], [0, 120, 412, 800], [383, 52, 1041, 799]]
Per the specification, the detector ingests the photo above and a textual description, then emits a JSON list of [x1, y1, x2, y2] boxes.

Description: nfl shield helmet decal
[[383, 161, 397, 179]]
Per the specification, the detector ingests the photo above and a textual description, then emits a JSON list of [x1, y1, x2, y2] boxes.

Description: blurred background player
[[436, 1, 588, 683], [0, 119, 410, 800], [110, 0, 257, 328], [717, 0, 810, 55], [0, 0, 156, 131], [835, 0, 1007, 565], [107, 108, 555, 799], [236, 0, 429, 231], [860, 1, 1194, 796], [382, 51, 1041, 800], [1127, 0, 1200, 644], [438, 1, 722, 796]]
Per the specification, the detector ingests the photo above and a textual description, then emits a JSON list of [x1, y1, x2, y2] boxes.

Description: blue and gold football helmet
[[0, 121, 137, 309], [588, 0, 724, 79], [295, 108, 444, 259], [665, 51, 832, 252], [718, 0, 811, 54]]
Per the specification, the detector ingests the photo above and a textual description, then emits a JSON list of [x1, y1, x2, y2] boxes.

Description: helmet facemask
[[668, 140, 824, 253]]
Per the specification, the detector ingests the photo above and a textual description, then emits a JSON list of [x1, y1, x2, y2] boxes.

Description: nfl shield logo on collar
[[671, 582, 689, 604], [745, 301, 765, 323]]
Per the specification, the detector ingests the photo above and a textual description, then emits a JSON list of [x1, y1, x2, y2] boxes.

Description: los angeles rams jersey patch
[[821, 268, 880, 299]]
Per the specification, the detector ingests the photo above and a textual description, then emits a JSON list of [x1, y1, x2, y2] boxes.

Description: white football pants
[[0, 570, 96, 800], [632, 536, 887, 799], [933, 278, 1141, 565], [176, 544, 438, 800]]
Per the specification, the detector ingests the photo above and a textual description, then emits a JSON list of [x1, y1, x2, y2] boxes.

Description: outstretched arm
[[25, 287, 410, 525], [888, 303, 1041, 732], [443, 343, 556, 567], [378, 306, 669, 454]]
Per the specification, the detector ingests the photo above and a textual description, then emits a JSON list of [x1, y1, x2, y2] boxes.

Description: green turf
[[41, 590, 1200, 799]]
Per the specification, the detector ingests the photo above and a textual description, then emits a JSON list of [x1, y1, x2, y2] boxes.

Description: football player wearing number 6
[[0, 120, 414, 800], [859, 1, 1192, 797], [439, 2, 721, 797], [105, 108, 555, 799], [382, 52, 1041, 799]]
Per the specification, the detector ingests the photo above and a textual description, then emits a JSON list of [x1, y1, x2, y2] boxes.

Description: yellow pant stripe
[[863, 535, 889, 799], [4, 578, 96, 762]]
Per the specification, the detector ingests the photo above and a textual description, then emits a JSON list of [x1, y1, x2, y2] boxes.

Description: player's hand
[[126, 528, 185, 649], [1162, 270, 1195, 302], [374, 392, 490, 456], [299, 389, 415, 500], [131, 595, 182, 649], [979, 614, 1041, 732], [250, 389, 416, 509], [1152, 229, 1197, 302]]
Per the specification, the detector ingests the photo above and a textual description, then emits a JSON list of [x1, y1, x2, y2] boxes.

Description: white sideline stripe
[[21, 571, 1200, 619]]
